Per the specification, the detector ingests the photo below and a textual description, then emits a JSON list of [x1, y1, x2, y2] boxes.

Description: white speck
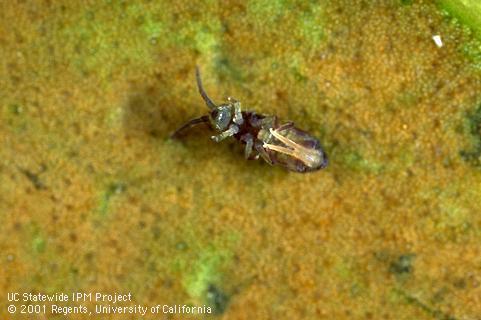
[[432, 35, 443, 48]]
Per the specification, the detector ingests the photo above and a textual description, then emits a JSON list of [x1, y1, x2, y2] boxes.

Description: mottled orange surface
[[1, 1, 481, 319]]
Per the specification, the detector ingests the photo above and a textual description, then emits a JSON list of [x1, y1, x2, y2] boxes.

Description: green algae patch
[[182, 248, 232, 311], [247, 0, 293, 26], [182, 245, 233, 294], [32, 235, 46, 254], [178, 249, 233, 314], [178, 20, 222, 57], [432, 185, 481, 243], [53, 2, 173, 85], [437, 1, 481, 70], [335, 259, 353, 281], [246, 0, 327, 58], [6, 103, 23, 116], [333, 258, 370, 300], [23, 223, 47, 255], [438, 0, 481, 35], [337, 150, 385, 174], [247, 0, 326, 50], [297, 3, 326, 52], [170, 232, 239, 314]]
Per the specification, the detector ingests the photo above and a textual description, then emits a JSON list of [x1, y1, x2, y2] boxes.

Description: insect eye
[[210, 106, 231, 131], [210, 109, 219, 119]]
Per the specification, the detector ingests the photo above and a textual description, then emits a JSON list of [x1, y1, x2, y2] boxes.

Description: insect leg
[[228, 97, 244, 125], [211, 124, 239, 142], [195, 66, 217, 109], [240, 133, 254, 159], [255, 141, 274, 165], [171, 116, 209, 138]]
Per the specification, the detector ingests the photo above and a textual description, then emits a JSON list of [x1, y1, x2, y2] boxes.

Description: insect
[[171, 67, 328, 173]]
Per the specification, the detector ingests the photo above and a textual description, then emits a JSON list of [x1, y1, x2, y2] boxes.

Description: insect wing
[[268, 126, 328, 172]]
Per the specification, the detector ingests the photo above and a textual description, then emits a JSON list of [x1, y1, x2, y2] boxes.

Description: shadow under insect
[[123, 84, 188, 140]]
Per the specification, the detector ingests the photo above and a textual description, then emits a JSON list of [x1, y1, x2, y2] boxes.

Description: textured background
[[1, 0, 481, 319]]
